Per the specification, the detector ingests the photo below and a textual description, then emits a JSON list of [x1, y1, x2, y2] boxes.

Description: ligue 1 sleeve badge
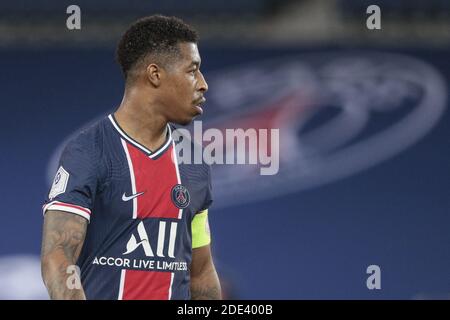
[[171, 184, 190, 209]]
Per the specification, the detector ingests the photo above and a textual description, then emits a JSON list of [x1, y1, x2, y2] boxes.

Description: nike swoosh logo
[[122, 191, 145, 202]]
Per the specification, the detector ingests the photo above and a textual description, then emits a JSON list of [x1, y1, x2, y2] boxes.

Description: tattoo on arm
[[191, 281, 221, 300], [190, 245, 222, 300], [41, 210, 88, 300]]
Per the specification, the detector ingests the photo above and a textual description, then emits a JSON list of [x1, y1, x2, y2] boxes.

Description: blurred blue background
[[0, 0, 449, 299]]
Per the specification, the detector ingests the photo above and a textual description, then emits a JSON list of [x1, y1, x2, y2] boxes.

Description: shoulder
[[63, 117, 107, 157], [60, 117, 110, 175]]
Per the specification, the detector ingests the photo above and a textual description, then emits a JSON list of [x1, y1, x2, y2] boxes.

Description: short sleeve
[[42, 135, 99, 222], [199, 164, 213, 211]]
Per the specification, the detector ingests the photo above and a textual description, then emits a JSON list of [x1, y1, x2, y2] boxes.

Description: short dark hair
[[116, 15, 198, 81]]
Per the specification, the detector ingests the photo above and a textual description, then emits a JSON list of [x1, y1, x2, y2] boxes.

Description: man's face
[[160, 42, 208, 125]]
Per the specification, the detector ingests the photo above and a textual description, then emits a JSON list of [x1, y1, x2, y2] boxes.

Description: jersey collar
[[108, 114, 172, 159]]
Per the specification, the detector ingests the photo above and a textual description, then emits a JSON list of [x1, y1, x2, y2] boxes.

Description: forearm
[[42, 254, 86, 300], [190, 265, 222, 300], [41, 210, 88, 300]]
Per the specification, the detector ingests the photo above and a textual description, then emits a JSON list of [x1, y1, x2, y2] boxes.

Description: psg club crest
[[171, 184, 190, 209]]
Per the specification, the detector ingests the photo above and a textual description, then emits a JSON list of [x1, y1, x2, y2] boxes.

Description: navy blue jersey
[[43, 114, 212, 300]]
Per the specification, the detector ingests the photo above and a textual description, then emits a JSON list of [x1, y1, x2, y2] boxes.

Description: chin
[[177, 119, 193, 126], [170, 107, 201, 126], [173, 116, 195, 126]]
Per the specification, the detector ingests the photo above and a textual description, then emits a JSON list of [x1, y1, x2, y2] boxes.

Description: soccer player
[[40, 15, 221, 300]]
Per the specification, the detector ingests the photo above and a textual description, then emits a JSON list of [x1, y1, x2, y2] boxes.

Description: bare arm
[[41, 210, 88, 300], [190, 244, 222, 300]]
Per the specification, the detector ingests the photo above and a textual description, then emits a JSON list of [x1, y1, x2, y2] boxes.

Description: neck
[[114, 88, 168, 152]]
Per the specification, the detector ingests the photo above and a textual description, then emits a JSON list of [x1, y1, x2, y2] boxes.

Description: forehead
[[177, 42, 201, 66]]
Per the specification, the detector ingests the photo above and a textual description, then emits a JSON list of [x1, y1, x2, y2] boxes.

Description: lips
[[194, 97, 206, 114], [194, 97, 206, 106], [193, 97, 206, 115]]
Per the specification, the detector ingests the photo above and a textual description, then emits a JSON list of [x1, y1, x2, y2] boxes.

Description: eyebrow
[[189, 60, 201, 68]]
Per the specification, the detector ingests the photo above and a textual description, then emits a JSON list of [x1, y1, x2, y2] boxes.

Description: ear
[[146, 63, 162, 87]]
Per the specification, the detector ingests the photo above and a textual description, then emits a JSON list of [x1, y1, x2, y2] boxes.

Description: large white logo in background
[[204, 52, 447, 208], [47, 52, 447, 209]]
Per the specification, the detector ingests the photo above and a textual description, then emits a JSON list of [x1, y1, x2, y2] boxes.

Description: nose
[[197, 71, 208, 93]]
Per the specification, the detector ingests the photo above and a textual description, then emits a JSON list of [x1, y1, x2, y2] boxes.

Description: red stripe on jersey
[[126, 143, 179, 219], [122, 270, 172, 300], [53, 202, 91, 215]]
